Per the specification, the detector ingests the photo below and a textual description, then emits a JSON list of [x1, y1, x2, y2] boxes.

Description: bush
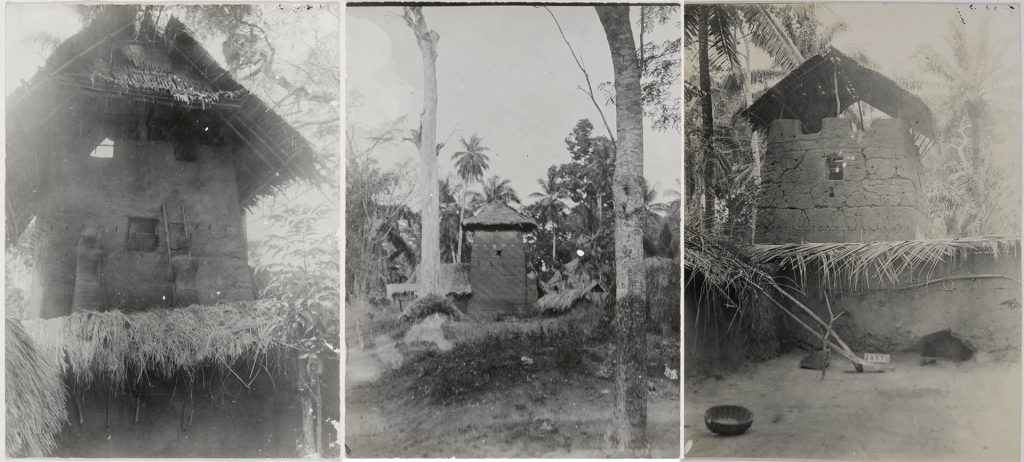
[[645, 257, 680, 333], [394, 327, 588, 405], [401, 294, 466, 323]]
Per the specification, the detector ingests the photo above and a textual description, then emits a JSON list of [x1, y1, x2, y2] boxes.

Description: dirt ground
[[685, 350, 1021, 461], [345, 322, 681, 458]]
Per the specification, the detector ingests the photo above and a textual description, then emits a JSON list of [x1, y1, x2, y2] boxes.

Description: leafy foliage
[[907, 17, 1021, 237], [258, 202, 339, 359], [481, 175, 521, 205], [644, 257, 680, 330]]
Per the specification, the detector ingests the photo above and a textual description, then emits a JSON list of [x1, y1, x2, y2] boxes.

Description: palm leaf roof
[[738, 47, 936, 140], [463, 202, 538, 231]]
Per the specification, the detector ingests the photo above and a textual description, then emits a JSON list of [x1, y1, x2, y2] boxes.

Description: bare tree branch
[[541, 6, 617, 147]]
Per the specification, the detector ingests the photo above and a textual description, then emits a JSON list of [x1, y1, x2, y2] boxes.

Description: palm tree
[[912, 16, 1014, 173], [529, 170, 568, 262], [685, 4, 821, 233], [482, 175, 521, 206], [911, 17, 1017, 236], [451, 134, 491, 262]]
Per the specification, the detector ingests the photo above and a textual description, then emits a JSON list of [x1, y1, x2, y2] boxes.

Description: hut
[[722, 47, 1023, 361], [463, 202, 538, 319], [4, 7, 332, 458], [5, 8, 317, 319], [739, 47, 936, 244]]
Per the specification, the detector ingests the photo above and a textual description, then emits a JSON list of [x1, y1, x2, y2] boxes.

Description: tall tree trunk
[[551, 226, 557, 262], [743, 28, 761, 243], [698, 10, 715, 231], [596, 5, 648, 455], [457, 186, 466, 263], [404, 7, 442, 294], [967, 104, 983, 173]]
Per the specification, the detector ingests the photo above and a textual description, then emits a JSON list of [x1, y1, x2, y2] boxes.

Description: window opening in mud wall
[[826, 153, 845, 180], [91, 138, 115, 158], [126, 217, 159, 251]]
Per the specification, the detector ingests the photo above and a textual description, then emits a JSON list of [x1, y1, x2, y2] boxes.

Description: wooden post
[[161, 203, 176, 305], [833, 65, 841, 118]]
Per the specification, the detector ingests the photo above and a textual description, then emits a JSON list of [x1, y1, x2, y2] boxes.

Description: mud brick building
[[6, 8, 318, 318], [741, 47, 937, 244], [463, 202, 538, 318]]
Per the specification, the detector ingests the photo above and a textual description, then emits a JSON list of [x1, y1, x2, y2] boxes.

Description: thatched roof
[[6, 318, 67, 457], [386, 263, 472, 299], [738, 47, 936, 140], [463, 202, 538, 232], [5, 7, 320, 244], [751, 236, 1021, 291], [21, 302, 289, 385]]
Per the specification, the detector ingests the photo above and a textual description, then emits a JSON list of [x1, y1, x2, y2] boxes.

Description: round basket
[[704, 405, 753, 436]]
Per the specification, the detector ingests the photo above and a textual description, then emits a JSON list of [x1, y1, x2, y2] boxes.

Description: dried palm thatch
[[6, 318, 68, 457], [685, 224, 778, 336], [535, 281, 604, 315], [750, 236, 1021, 292], [535, 260, 606, 315], [401, 295, 467, 323], [21, 302, 289, 386], [463, 202, 538, 231], [685, 225, 878, 370]]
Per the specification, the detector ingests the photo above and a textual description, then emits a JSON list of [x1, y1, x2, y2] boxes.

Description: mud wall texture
[[756, 118, 932, 243], [782, 253, 1021, 354], [468, 230, 530, 319], [28, 138, 254, 319]]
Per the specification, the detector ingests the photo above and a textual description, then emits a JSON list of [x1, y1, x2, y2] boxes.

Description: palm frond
[[750, 236, 1021, 292]]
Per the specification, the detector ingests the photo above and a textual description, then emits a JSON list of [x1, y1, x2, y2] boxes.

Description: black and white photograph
[[344, 3, 681, 458], [5, 4, 341, 458], [683, 3, 1022, 461]]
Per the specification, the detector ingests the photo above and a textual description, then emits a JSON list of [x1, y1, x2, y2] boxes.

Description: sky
[[346, 5, 683, 208], [4, 3, 1021, 217]]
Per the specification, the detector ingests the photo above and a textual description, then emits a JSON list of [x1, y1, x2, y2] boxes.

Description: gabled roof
[[5, 7, 320, 244], [463, 202, 538, 231], [738, 47, 936, 140]]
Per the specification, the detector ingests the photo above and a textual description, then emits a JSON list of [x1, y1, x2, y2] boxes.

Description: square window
[[826, 154, 845, 180], [126, 217, 158, 251], [496, 250, 503, 257]]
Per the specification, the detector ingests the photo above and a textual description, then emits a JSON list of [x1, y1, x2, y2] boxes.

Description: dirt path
[[685, 351, 1021, 461], [345, 327, 681, 458], [347, 368, 679, 458]]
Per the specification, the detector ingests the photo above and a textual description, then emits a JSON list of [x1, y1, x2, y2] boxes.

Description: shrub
[[645, 257, 680, 332], [401, 294, 466, 323], [394, 327, 587, 405]]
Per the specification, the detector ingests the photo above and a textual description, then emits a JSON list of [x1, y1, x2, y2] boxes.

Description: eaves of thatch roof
[[20, 302, 290, 385], [750, 236, 1021, 291], [463, 202, 538, 232], [5, 7, 319, 244], [737, 47, 936, 141]]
